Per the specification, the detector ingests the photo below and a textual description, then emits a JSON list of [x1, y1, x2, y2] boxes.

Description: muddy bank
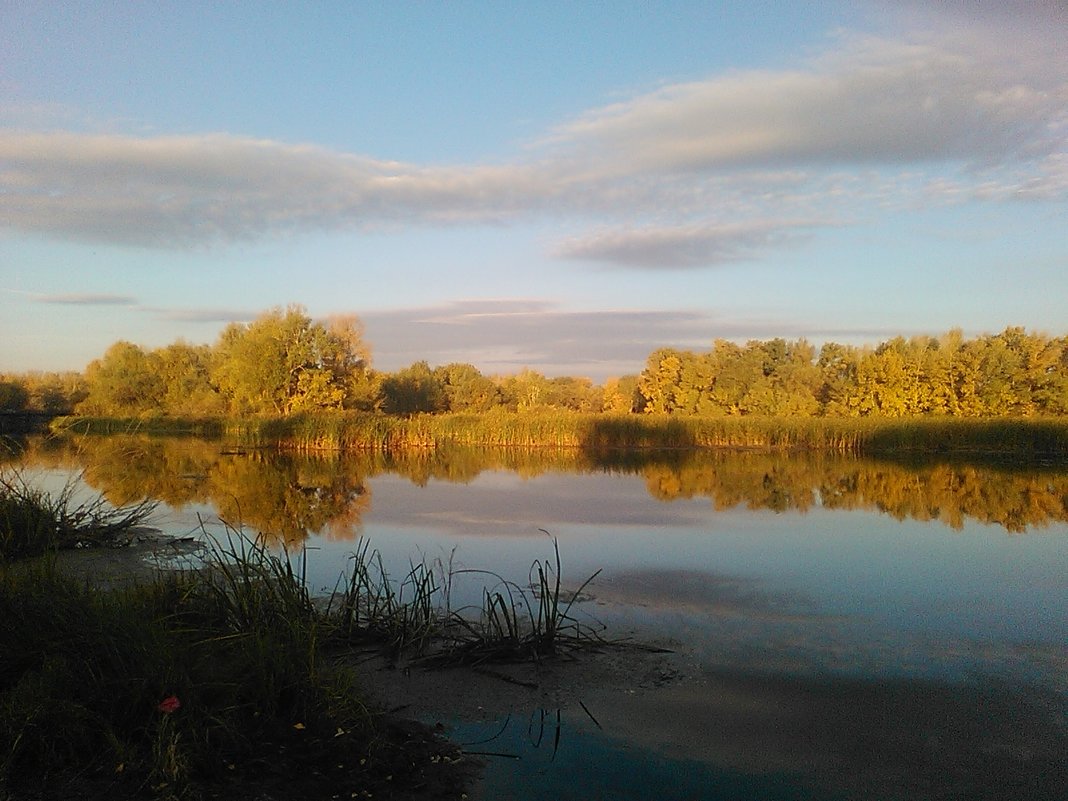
[[44, 527, 203, 589], [34, 539, 1068, 800]]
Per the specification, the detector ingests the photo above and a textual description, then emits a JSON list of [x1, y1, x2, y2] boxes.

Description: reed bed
[[53, 412, 1068, 458]]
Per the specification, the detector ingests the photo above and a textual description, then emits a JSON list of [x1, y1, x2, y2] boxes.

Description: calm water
[[7, 435, 1068, 799]]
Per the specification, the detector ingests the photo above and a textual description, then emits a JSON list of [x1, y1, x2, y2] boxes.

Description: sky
[[1, 1, 1066, 382]]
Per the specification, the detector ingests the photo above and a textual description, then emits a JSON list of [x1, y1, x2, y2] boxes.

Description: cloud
[[0, 131, 561, 246], [551, 33, 1065, 175], [36, 292, 137, 306], [553, 219, 824, 268], [355, 299, 903, 380], [0, 22, 1063, 250]]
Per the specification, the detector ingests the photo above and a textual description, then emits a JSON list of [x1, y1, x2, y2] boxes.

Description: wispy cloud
[[356, 299, 903, 379], [553, 219, 825, 269], [551, 32, 1065, 175], [0, 132, 563, 246], [36, 292, 137, 306]]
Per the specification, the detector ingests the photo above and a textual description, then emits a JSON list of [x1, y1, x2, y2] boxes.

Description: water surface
[[8, 435, 1068, 799]]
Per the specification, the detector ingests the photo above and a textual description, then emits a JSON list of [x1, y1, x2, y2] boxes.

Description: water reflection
[[10, 434, 1068, 541], [10, 434, 1067, 799]]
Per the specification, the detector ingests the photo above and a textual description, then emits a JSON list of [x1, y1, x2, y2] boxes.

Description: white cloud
[[550, 33, 1066, 174], [0, 22, 1063, 253], [0, 132, 561, 246], [553, 219, 825, 269], [36, 292, 137, 306]]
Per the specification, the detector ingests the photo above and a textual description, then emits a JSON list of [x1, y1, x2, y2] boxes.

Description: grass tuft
[[0, 470, 157, 559]]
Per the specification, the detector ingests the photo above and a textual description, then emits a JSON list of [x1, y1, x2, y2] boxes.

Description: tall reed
[[53, 411, 1068, 458], [0, 470, 157, 558]]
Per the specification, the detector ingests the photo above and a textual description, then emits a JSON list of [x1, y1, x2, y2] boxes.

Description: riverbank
[[7, 503, 1067, 800], [50, 412, 1068, 458], [0, 527, 479, 800]]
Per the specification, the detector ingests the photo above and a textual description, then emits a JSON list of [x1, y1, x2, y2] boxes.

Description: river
[[6, 434, 1068, 800]]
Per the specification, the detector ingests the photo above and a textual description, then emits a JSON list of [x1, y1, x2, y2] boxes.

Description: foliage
[[11, 313, 1068, 422], [0, 382, 29, 412], [78, 341, 165, 416], [0, 535, 456, 799], [0, 371, 87, 414], [211, 307, 372, 415], [636, 328, 1068, 419], [380, 360, 448, 415]]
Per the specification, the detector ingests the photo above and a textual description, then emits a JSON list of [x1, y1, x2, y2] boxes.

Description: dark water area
[[6, 434, 1068, 799]]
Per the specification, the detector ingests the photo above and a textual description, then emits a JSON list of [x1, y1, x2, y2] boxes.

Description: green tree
[[156, 341, 223, 415], [381, 361, 447, 415], [434, 363, 500, 412], [499, 369, 552, 412], [79, 341, 164, 415], [211, 306, 369, 415], [545, 376, 601, 412]]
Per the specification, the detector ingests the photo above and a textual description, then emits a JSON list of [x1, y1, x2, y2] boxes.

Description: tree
[[498, 369, 552, 412], [79, 341, 164, 415], [545, 376, 600, 412], [637, 349, 684, 414], [211, 306, 370, 415], [156, 341, 223, 415], [434, 363, 500, 412], [381, 361, 447, 415], [601, 376, 641, 413]]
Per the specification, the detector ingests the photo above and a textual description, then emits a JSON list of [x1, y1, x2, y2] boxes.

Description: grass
[[53, 411, 1068, 458], [0, 526, 473, 800], [436, 534, 604, 664], [0, 470, 157, 559], [328, 532, 606, 665], [0, 477, 604, 799], [329, 538, 443, 656]]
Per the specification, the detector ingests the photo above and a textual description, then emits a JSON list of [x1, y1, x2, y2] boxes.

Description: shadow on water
[[451, 711, 847, 801], [426, 667, 1068, 801]]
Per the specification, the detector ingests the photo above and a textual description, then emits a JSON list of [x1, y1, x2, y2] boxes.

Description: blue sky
[[1, 1, 1066, 381]]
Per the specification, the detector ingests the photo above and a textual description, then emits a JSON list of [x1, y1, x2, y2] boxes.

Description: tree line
[[1, 306, 1066, 418], [638, 328, 1068, 417]]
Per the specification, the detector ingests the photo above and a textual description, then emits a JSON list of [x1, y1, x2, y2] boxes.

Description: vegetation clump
[[0, 471, 157, 559], [0, 477, 607, 799], [331, 534, 605, 666], [0, 483, 476, 800]]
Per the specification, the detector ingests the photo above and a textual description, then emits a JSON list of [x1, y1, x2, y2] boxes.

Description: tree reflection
[[13, 436, 1068, 538], [18, 436, 372, 545], [640, 452, 1068, 533]]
